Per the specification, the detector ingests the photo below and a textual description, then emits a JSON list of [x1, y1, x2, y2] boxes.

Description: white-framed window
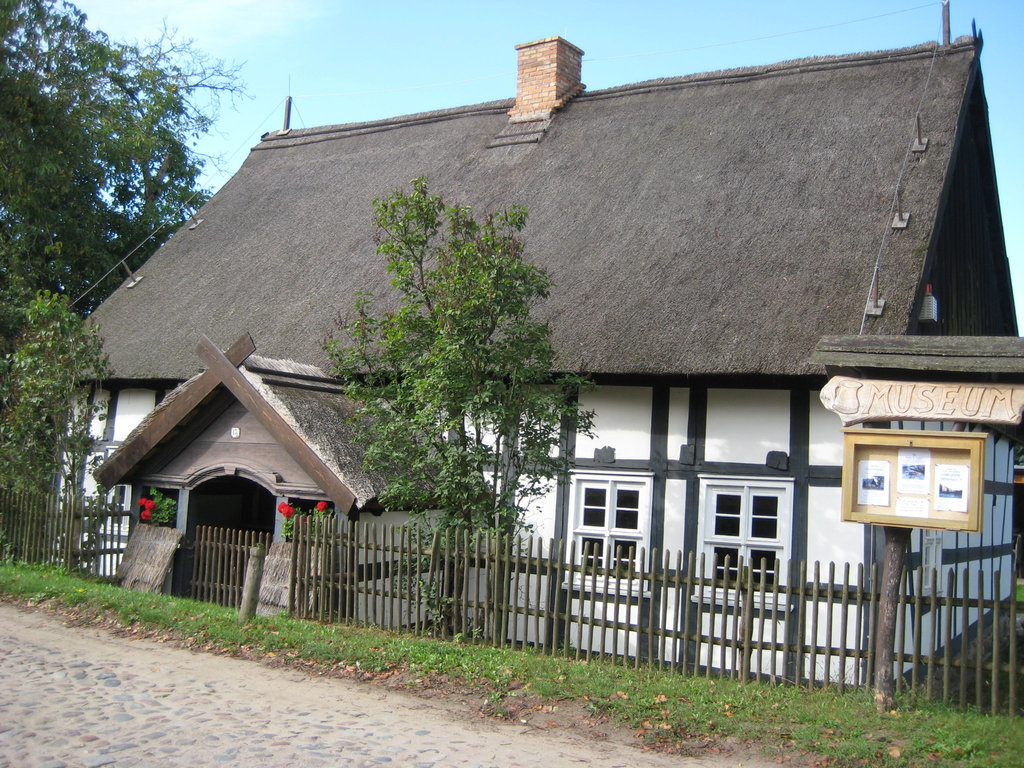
[[570, 471, 653, 570], [699, 475, 793, 584]]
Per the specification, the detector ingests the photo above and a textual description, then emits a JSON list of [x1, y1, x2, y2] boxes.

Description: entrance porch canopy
[[94, 334, 384, 516]]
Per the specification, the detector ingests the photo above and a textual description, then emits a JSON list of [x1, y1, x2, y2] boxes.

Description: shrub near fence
[[289, 520, 1022, 716], [0, 489, 129, 577]]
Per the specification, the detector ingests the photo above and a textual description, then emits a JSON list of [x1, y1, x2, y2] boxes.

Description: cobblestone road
[[0, 603, 770, 768]]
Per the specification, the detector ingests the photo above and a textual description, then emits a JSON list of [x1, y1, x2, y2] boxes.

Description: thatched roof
[[91, 38, 999, 381], [243, 355, 387, 506]]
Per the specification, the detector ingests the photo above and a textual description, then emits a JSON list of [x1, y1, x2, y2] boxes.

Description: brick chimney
[[508, 36, 584, 122]]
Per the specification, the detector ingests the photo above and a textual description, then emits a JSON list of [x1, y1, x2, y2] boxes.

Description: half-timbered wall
[[92, 378, 1015, 600], [536, 379, 1016, 598]]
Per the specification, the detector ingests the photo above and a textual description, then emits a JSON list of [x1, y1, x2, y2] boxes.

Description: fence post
[[239, 543, 267, 623]]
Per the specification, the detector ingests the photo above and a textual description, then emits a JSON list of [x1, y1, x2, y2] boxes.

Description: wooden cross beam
[[94, 333, 256, 488], [194, 334, 357, 514]]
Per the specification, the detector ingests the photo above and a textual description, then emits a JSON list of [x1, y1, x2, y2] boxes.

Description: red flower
[[278, 502, 295, 519], [140, 508, 152, 522], [139, 498, 156, 512], [315, 501, 328, 513]]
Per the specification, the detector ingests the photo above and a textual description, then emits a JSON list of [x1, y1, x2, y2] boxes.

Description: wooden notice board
[[841, 429, 986, 532]]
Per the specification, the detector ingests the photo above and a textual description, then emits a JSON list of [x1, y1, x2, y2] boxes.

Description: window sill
[[691, 586, 791, 611], [568, 573, 652, 600]]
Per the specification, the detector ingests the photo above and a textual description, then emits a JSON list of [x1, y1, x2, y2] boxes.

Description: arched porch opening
[[186, 474, 276, 538], [172, 475, 276, 596]]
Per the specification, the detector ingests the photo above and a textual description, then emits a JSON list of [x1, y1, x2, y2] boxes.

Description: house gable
[[913, 64, 1016, 336], [95, 335, 383, 514]]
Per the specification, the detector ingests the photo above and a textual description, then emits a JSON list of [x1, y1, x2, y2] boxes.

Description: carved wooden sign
[[820, 376, 1024, 426]]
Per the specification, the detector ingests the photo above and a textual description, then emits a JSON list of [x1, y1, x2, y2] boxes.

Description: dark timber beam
[[95, 333, 256, 488], [194, 334, 357, 514]]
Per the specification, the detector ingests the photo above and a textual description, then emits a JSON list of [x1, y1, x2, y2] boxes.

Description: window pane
[[582, 487, 606, 527], [712, 546, 740, 580], [752, 495, 778, 517], [750, 517, 777, 539], [715, 515, 741, 537], [580, 537, 603, 566], [616, 488, 640, 509], [613, 487, 640, 529], [616, 509, 639, 530], [749, 548, 778, 584], [612, 539, 637, 567], [750, 494, 779, 539], [716, 494, 741, 517], [714, 493, 741, 537], [583, 507, 605, 527]]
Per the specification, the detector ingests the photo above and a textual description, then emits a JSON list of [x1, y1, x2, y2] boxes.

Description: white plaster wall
[[704, 389, 789, 464], [112, 389, 157, 441], [522, 482, 559, 541], [663, 478, 687, 555], [90, 388, 111, 440], [805, 485, 865, 582], [667, 388, 690, 462], [576, 386, 652, 461], [808, 396, 844, 466]]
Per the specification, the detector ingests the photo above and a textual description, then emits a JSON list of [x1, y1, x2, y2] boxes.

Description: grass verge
[[1, 562, 1021, 767]]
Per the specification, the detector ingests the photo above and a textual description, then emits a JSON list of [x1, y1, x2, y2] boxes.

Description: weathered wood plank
[[812, 335, 1024, 376], [95, 333, 256, 488], [195, 334, 357, 513]]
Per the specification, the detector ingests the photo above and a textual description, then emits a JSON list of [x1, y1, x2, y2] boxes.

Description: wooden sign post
[[823, 378, 998, 713]]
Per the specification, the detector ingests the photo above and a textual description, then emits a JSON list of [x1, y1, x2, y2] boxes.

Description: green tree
[[0, 290, 109, 496], [0, 0, 243, 338], [329, 177, 592, 534]]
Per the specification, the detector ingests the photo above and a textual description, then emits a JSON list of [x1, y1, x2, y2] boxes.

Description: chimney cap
[[515, 36, 584, 56]]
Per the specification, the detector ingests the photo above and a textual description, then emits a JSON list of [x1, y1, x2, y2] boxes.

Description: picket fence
[[287, 519, 1021, 716], [190, 525, 272, 607], [0, 489, 129, 577], [1, 492, 1019, 716]]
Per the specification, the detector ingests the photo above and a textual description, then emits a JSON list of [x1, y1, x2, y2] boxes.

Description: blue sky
[[76, 0, 1023, 325]]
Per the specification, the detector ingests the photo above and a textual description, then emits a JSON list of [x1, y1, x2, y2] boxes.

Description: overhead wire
[[71, 98, 287, 308]]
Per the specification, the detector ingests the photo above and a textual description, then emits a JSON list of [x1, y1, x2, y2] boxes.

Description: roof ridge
[[251, 40, 976, 152], [255, 100, 513, 150], [579, 39, 976, 102]]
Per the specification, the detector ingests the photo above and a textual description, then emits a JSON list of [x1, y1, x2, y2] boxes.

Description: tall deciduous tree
[[0, 290, 109, 496], [0, 0, 243, 342], [330, 177, 591, 533]]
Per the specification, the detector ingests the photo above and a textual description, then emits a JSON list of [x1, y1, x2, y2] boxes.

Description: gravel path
[[0, 602, 774, 768]]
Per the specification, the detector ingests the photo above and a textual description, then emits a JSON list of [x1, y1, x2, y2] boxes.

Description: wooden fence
[[190, 525, 272, 608], [1, 493, 1019, 716], [0, 489, 130, 577], [289, 520, 1022, 716]]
